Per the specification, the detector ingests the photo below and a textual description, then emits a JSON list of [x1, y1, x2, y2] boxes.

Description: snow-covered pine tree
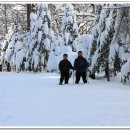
[[88, 4, 105, 75], [88, 4, 102, 79], [13, 32, 29, 73], [25, 4, 53, 72], [0, 24, 19, 71], [108, 6, 130, 83], [4, 24, 23, 72], [109, 6, 124, 76], [0, 40, 8, 71], [88, 4, 102, 60], [106, 4, 130, 83], [120, 8, 130, 83], [90, 5, 117, 81], [62, 4, 79, 52]]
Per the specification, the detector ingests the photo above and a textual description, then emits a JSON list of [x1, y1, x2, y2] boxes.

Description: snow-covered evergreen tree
[[25, 4, 53, 72], [0, 22, 29, 73], [62, 4, 79, 52], [89, 4, 106, 73], [0, 24, 19, 71], [90, 5, 117, 81], [109, 6, 130, 83], [13, 32, 29, 72], [4, 24, 21, 63], [109, 7, 124, 76], [88, 4, 102, 59]]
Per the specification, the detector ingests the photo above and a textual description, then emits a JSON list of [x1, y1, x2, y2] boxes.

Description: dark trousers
[[75, 71, 87, 83], [60, 71, 69, 84]]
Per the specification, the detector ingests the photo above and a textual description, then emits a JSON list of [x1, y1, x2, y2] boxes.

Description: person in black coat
[[74, 51, 89, 84], [59, 54, 73, 85]]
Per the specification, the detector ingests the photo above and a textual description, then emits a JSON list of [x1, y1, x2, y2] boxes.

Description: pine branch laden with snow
[[108, 6, 130, 82], [90, 5, 117, 74], [14, 33, 29, 73], [88, 4, 102, 63], [2, 24, 28, 72], [0, 24, 16, 67], [1, 24, 22, 71], [62, 4, 79, 52], [25, 4, 53, 72], [121, 58, 130, 83]]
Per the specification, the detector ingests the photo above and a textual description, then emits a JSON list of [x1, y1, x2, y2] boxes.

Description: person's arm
[[69, 61, 74, 70], [59, 61, 62, 71]]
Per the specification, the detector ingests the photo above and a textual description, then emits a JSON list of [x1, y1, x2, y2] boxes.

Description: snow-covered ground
[[0, 72, 130, 126]]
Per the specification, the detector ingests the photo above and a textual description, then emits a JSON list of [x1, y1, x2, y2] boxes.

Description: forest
[[1, 3, 130, 126], [0, 3, 130, 84]]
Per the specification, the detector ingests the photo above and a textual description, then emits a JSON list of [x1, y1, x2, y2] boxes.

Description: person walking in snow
[[74, 51, 89, 84], [59, 54, 73, 85]]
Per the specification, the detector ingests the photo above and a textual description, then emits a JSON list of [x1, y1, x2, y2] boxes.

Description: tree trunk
[[0, 65, 2, 72], [105, 62, 110, 81], [7, 62, 11, 72], [27, 4, 32, 31]]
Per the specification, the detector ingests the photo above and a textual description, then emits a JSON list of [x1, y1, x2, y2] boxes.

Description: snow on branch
[[58, 13, 95, 17], [103, 5, 130, 9], [78, 20, 94, 28]]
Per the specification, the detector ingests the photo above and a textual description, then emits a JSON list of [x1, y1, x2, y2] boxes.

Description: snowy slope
[[0, 72, 130, 126]]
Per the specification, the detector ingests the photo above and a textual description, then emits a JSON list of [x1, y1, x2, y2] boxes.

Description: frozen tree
[[4, 24, 24, 72], [25, 4, 53, 72], [109, 7, 124, 76], [108, 5, 130, 83], [88, 4, 102, 62], [0, 24, 18, 71], [88, 4, 102, 79], [62, 4, 79, 52], [90, 5, 117, 81], [13, 32, 29, 73]]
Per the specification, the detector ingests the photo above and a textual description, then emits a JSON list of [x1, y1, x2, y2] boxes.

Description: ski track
[[0, 72, 130, 126]]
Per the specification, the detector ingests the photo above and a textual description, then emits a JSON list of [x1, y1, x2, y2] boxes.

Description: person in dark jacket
[[59, 54, 73, 85], [74, 51, 89, 84]]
